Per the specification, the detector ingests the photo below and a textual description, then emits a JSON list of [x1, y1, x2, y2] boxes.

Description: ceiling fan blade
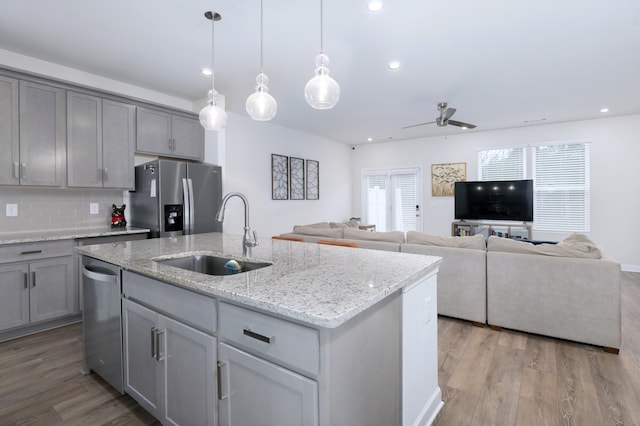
[[402, 120, 436, 129], [447, 119, 477, 129], [442, 107, 456, 120]]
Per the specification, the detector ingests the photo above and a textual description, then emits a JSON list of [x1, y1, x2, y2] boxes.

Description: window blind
[[532, 142, 590, 232], [478, 147, 526, 180]]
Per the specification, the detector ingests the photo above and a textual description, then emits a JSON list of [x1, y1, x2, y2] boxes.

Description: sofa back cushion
[[487, 234, 601, 258], [406, 231, 486, 250], [329, 220, 359, 229], [295, 221, 330, 229], [343, 228, 405, 243], [292, 226, 343, 239]]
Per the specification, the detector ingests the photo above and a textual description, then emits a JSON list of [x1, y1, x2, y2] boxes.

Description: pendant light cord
[[320, 0, 324, 53], [260, 0, 264, 73], [211, 15, 216, 92]]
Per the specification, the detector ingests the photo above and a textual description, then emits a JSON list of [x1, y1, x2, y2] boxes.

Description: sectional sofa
[[279, 222, 622, 352]]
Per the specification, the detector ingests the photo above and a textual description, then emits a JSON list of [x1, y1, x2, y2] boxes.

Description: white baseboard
[[622, 264, 640, 273]]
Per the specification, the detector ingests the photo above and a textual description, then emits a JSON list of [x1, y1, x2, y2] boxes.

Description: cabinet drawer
[[122, 271, 216, 333], [219, 302, 320, 377], [0, 240, 73, 264]]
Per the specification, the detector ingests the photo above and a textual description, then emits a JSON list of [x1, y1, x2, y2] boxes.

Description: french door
[[362, 168, 422, 232]]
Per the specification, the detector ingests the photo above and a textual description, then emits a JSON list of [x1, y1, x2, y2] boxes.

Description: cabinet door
[[0, 76, 19, 186], [136, 107, 171, 156], [218, 343, 318, 426], [19, 81, 65, 187], [171, 115, 204, 160], [162, 316, 217, 426], [67, 92, 102, 187], [123, 299, 162, 418], [29, 256, 76, 323], [102, 100, 135, 189], [0, 263, 29, 331]]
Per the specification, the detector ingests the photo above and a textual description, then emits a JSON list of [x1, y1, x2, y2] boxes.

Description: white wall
[[208, 112, 352, 239], [351, 115, 640, 270]]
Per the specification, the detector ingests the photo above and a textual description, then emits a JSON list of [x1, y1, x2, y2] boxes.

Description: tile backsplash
[[0, 187, 125, 233]]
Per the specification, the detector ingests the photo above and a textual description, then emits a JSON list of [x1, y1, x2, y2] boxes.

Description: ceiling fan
[[403, 102, 477, 130]]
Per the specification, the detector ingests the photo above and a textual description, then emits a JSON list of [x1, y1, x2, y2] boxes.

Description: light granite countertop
[[75, 232, 441, 329], [0, 227, 150, 245]]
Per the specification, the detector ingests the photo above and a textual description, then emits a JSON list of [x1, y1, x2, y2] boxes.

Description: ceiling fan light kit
[[245, 0, 277, 121], [199, 11, 228, 131]]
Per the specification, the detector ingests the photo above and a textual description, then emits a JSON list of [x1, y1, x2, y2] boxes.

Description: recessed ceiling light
[[600, 107, 609, 113], [367, 1, 384, 12], [202, 68, 212, 76], [387, 61, 400, 70], [367, 137, 373, 141]]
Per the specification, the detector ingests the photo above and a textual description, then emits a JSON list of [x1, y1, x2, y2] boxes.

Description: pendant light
[[304, 0, 340, 110], [246, 0, 277, 121], [199, 11, 228, 130]]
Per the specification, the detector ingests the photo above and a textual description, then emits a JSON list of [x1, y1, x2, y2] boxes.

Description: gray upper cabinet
[[0, 76, 19, 186], [19, 81, 66, 187], [102, 100, 135, 188], [136, 107, 203, 161], [67, 92, 135, 189]]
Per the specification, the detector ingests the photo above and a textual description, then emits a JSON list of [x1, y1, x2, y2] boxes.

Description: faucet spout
[[216, 192, 258, 256]]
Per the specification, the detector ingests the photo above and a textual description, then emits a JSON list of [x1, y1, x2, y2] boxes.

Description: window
[[532, 142, 590, 232], [362, 168, 421, 232], [478, 146, 526, 180]]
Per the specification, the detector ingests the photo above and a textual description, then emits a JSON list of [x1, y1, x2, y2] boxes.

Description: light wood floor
[[1, 273, 639, 425]]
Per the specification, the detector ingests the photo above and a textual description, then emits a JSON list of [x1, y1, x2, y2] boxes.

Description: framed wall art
[[305, 159, 319, 200], [289, 157, 305, 200], [431, 162, 466, 197], [271, 154, 289, 200]]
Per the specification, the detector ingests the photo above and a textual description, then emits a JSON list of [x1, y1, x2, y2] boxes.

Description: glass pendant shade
[[199, 89, 228, 130], [246, 73, 277, 121], [305, 53, 340, 110]]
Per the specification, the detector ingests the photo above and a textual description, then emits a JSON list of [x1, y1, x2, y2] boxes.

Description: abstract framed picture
[[289, 157, 305, 200], [271, 154, 289, 200], [306, 159, 319, 200], [431, 162, 466, 197]]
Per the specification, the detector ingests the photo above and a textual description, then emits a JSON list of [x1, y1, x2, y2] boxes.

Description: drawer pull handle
[[243, 328, 274, 344], [217, 361, 229, 400], [21, 250, 42, 255]]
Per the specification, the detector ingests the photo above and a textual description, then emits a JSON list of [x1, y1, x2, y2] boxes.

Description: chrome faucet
[[215, 192, 258, 256]]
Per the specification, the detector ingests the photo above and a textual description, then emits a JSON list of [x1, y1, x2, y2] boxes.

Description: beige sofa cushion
[[343, 227, 405, 243], [292, 226, 343, 239], [296, 221, 330, 229], [487, 233, 601, 259], [406, 231, 486, 251], [329, 220, 359, 229]]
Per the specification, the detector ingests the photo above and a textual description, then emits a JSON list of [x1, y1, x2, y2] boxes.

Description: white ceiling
[[1, 0, 639, 145]]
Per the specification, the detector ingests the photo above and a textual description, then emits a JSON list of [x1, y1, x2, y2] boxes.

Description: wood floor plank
[[523, 334, 558, 375], [446, 326, 500, 394], [515, 367, 560, 426]]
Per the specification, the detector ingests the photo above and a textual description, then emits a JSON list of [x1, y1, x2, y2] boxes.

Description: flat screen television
[[454, 179, 533, 222]]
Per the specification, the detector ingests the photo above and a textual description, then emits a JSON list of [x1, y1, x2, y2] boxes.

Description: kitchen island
[[76, 232, 442, 426]]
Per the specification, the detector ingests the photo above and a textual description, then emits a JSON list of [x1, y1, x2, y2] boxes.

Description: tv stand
[[451, 220, 532, 240]]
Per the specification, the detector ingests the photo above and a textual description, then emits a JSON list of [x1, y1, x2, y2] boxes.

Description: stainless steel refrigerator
[[130, 159, 222, 238]]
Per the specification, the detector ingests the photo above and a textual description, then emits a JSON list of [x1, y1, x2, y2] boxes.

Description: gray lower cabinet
[[0, 256, 75, 331], [218, 343, 318, 426], [0, 75, 19, 186], [67, 92, 135, 189], [18, 80, 65, 187], [136, 107, 203, 160], [123, 298, 217, 425]]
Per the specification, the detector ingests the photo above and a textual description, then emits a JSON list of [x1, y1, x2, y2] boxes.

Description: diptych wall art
[[271, 154, 319, 200]]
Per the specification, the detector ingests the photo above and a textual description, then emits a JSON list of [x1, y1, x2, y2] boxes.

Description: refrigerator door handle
[[182, 178, 191, 234], [187, 178, 195, 234]]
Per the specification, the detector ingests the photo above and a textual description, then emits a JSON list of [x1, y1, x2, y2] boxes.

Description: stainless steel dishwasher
[[81, 256, 124, 394]]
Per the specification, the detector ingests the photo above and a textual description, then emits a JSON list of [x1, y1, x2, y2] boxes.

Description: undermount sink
[[155, 254, 271, 276]]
